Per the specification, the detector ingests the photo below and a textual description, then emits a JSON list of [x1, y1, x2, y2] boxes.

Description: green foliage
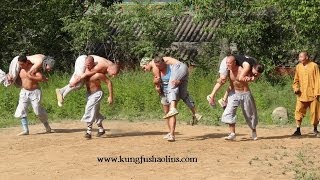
[[0, 0, 83, 72], [61, 0, 184, 64], [180, 0, 320, 67]]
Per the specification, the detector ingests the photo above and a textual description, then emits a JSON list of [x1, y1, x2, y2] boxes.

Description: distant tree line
[[0, 0, 319, 73]]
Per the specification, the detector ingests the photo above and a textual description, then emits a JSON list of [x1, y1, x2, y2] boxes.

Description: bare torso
[[19, 68, 39, 90], [85, 73, 102, 93], [229, 66, 250, 92], [90, 55, 113, 73]]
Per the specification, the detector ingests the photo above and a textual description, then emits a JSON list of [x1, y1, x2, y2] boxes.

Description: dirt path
[[1, 120, 319, 179]]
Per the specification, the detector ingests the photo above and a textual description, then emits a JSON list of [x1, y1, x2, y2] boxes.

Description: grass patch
[[0, 69, 308, 129]]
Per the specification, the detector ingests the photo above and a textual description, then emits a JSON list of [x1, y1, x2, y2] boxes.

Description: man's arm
[[70, 66, 104, 87], [27, 72, 47, 82], [292, 66, 300, 94], [238, 62, 252, 81], [100, 74, 113, 104], [81, 65, 103, 79], [151, 65, 163, 95], [313, 64, 320, 98], [29, 59, 43, 75]]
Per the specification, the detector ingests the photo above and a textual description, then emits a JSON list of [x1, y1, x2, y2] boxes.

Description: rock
[[272, 107, 288, 122]]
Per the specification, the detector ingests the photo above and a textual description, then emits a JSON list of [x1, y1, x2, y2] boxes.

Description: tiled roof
[[101, 14, 219, 64], [174, 15, 220, 42], [168, 15, 219, 63]]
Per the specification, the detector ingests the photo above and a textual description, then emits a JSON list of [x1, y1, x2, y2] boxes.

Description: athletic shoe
[[252, 131, 258, 141], [163, 108, 179, 119], [191, 113, 203, 126], [292, 130, 301, 136], [17, 131, 29, 136], [55, 89, 63, 107], [195, 113, 202, 121], [206, 95, 215, 107], [85, 133, 92, 139], [163, 133, 171, 139], [218, 98, 227, 109], [44, 123, 52, 133], [167, 134, 175, 142], [96, 130, 106, 137], [224, 133, 236, 140], [313, 130, 319, 136]]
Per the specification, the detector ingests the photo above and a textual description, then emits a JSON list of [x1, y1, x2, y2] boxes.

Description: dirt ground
[[1, 120, 320, 180]]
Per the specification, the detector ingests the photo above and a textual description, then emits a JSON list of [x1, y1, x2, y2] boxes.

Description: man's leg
[[18, 117, 29, 136], [208, 57, 228, 107], [225, 123, 236, 140], [15, 89, 29, 135], [241, 92, 259, 140], [82, 91, 103, 139], [293, 101, 308, 136], [162, 103, 171, 139], [164, 63, 189, 119], [56, 80, 83, 107], [0, 69, 8, 86], [85, 122, 93, 139], [310, 99, 319, 135], [96, 118, 105, 137], [178, 79, 202, 125], [95, 102, 106, 137], [221, 91, 237, 140], [31, 89, 51, 133], [56, 56, 86, 107], [167, 115, 176, 142], [6, 56, 20, 87]]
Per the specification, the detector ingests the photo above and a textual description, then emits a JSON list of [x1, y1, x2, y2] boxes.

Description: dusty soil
[[1, 120, 320, 180]]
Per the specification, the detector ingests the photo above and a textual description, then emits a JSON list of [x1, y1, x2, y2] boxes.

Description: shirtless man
[[56, 55, 119, 107], [4, 53, 55, 87], [14, 55, 51, 136], [81, 57, 113, 139], [140, 56, 202, 125], [207, 55, 264, 108], [221, 57, 259, 141]]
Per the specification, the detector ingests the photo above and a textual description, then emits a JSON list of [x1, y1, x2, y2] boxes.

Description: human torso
[[296, 61, 319, 99], [85, 73, 102, 93], [90, 55, 113, 73], [229, 66, 250, 92], [160, 65, 171, 91], [19, 68, 39, 90]]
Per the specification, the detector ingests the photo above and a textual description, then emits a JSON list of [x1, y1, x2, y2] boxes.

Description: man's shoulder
[[309, 61, 319, 67]]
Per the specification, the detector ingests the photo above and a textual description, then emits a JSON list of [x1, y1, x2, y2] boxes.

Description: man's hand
[[155, 85, 163, 96], [69, 75, 81, 87], [242, 76, 255, 82], [171, 80, 181, 86], [6, 74, 13, 83], [107, 96, 113, 104], [42, 77, 48, 82], [294, 89, 301, 95], [153, 76, 161, 84], [28, 68, 37, 75]]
